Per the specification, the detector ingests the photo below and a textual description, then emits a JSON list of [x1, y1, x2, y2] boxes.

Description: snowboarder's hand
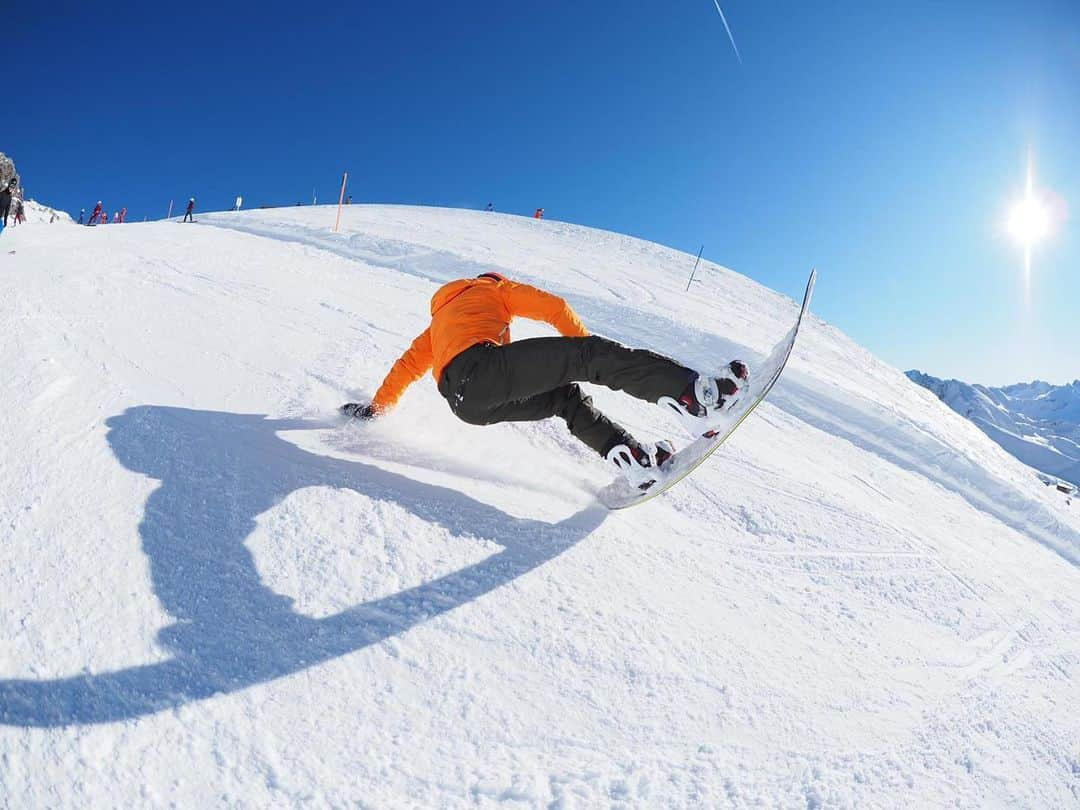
[[342, 402, 378, 420], [715, 360, 749, 398]]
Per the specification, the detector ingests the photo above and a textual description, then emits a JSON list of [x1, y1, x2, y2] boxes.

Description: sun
[[1006, 152, 1062, 302], [1007, 191, 1050, 246]]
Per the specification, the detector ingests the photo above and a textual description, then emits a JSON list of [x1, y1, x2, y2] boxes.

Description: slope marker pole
[[166, 199, 173, 220], [686, 244, 704, 291], [333, 172, 349, 233]]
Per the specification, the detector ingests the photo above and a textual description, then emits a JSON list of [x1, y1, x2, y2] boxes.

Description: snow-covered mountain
[[19, 199, 75, 225], [907, 370, 1080, 489], [2, 206, 1079, 807]]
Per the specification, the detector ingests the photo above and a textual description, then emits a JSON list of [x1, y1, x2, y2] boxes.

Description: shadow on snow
[[0, 406, 606, 727]]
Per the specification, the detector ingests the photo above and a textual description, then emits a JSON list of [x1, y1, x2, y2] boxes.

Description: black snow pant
[[437, 336, 695, 457], [183, 210, 194, 222], [0, 202, 8, 227]]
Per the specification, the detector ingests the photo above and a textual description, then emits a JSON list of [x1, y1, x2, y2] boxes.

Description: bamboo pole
[[685, 244, 704, 291], [333, 172, 348, 233]]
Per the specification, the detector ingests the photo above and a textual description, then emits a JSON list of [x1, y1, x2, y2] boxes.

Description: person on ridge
[[533, 207, 544, 219], [0, 180, 14, 227], [343, 272, 749, 488], [89, 200, 103, 225], [183, 197, 195, 223], [78, 208, 85, 224]]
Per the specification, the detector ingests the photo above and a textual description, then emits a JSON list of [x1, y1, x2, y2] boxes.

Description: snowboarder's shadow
[[0, 406, 606, 727]]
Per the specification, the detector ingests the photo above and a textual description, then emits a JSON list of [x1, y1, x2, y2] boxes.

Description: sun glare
[[1007, 195, 1051, 245], [1005, 152, 1063, 303]]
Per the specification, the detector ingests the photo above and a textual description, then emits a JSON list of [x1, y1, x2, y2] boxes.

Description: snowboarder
[[183, 198, 195, 223], [89, 200, 103, 225], [534, 207, 544, 219], [78, 208, 85, 224], [0, 180, 13, 227], [343, 272, 748, 487]]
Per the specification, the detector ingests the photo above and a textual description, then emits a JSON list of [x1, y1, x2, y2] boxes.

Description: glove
[[715, 360, 750, 398], [342, 402, 378, 420]]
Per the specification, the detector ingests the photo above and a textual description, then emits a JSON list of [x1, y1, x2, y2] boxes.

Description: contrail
[[711, 0, 743, 64]]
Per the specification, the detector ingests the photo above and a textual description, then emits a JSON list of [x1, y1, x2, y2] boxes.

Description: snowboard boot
[[606, 439, 676, 490], [659, 360, 749, 438]]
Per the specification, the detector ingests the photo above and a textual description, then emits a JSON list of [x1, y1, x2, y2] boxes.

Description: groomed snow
[[2, 205, 1079, 807]]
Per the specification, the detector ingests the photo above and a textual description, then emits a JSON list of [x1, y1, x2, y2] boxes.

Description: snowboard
[[599, 269, 817, 510]]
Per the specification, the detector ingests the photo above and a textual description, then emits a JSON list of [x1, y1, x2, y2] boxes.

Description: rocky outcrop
[[0, 151, 17, 189]]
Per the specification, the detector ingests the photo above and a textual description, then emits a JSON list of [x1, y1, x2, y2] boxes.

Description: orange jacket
[[371, 274, 589, 411]]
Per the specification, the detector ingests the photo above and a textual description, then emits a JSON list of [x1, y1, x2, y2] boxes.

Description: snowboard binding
[[607, 440, 676, 490], [659, 361, 749, 438]]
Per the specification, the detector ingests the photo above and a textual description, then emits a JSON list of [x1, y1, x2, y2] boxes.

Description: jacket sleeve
[[502, 282, 590, 337], [371, 328, 434, 412]]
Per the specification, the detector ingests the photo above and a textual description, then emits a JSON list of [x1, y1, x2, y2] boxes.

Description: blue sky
[[6, 1, 1077, 385]]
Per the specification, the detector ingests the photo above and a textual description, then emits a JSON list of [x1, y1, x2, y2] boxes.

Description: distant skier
[[234, 196, 242, 211], [78, 208, 85, 224], [342, 272, 749, 487], [485, 202, 494, 212], [534, 207, 544, 219], [14, 199, 25, 224], [118, 207, 127, 223], [101, 211, 109, 225], [183, 197, 195, 223], [89, 200, 103, 225]]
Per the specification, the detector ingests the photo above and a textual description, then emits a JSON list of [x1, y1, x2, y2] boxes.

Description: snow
[[8, 198, 75, 226], [908, 370, 1080, 488], [2, 205, 1079, 807]]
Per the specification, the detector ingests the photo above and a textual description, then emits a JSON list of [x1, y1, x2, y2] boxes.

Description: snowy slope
[[10, 199, 75, 225], [2, 206, 1079, 808], [908, 370, 1080, 488]]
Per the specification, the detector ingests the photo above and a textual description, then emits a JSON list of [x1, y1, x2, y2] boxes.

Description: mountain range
[[907, 370, 1080, 489]]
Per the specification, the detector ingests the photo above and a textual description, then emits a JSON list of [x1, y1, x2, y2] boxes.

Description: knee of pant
[[565, 382, 590, 405], [561, 383, 593, 417]]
